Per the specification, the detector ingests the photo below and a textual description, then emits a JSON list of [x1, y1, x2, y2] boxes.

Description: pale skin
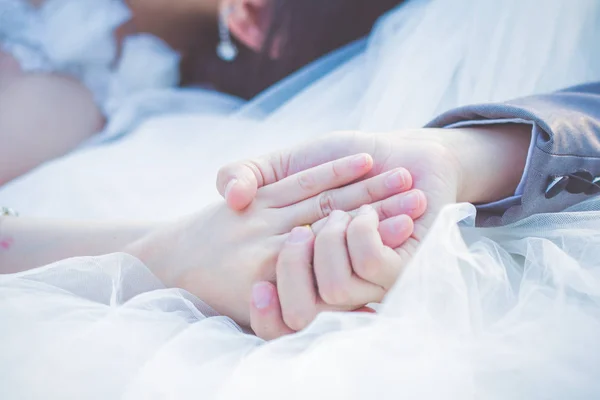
[[217, 124, 531, 338], [0, 124, 529, 336], [0, 0, 275, 184], [0, 154, 426, 328], [0, 217, 156, 274]]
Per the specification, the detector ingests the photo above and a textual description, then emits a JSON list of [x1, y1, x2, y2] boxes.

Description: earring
[[217, 3, 239, 62]]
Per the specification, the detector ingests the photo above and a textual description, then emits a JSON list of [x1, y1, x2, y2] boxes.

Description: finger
[[250, 282, 296, 341], [285, 168, 413, 227], [386, 190, 451, 278], [276, 226, 319, 332], [310, 189, 427, 234], [313, 215, 414, 251], [217, 132, 371, 211], [322, 167, 413, 212], [314, 211, 385, 307], [217, 147, 300, 211], [217, 161, 261, 211], [378, 214, 414, 249], [258, 154, 374, 208], [369, 189, 427, 221], [347, 205, 403, 290]]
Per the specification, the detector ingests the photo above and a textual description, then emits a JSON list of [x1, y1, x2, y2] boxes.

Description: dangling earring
[[217, 3, 239, 62]]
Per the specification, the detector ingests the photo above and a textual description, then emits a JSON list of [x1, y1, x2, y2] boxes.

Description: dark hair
[[185, 0, 403, 99]]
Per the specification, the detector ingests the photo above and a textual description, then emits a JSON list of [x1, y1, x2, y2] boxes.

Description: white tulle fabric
[[1, 0, 600, 398], [2, 201, 600, 399]]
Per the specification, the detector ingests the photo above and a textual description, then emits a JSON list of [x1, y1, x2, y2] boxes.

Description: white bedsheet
[[0, 113, 293, 220]]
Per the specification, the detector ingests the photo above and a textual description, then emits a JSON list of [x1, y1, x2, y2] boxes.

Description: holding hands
[[219, 126, 530, 338], [130, 125, 528, 338], [251, 204, 408, 340], [128, 152, 425, 327]]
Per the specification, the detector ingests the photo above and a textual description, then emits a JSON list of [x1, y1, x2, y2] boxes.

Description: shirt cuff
[[442, 118, 535, 211]]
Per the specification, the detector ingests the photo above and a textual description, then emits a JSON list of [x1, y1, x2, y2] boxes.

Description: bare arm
[[0, 217, 157, 274], [0, 51, 105, 185]]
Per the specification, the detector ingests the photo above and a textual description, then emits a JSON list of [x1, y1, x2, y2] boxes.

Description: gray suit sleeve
[[426, 82, 600, 226]]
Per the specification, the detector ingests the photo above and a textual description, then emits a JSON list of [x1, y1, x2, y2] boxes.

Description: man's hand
[[218, 127, 531, 338], [218, 130, 464, 271]]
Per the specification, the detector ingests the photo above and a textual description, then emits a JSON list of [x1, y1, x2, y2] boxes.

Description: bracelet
[[0, 207, 18, 217]]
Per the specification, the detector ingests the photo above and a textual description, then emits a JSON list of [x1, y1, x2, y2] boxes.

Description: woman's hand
[[126, 154, 426, 327], [250, 205, 409, 339]]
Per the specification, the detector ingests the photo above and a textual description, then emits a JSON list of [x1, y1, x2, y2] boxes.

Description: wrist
[[440, 124, 531, 204], [123, 221, 180, 287]]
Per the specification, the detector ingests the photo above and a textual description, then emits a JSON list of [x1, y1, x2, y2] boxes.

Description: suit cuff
[[427, 85, 600, 227]]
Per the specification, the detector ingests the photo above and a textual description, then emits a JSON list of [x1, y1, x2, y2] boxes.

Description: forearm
[[428, 83, 600, 225], [439, 124, 531, 204], [123, 217, 189, 288], [0, 217, 157, 273]]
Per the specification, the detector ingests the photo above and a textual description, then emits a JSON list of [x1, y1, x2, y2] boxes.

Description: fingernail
[[358, 204, 373, 215], [401, 192, 421, 212], [288, 226, 312, 243], [351, 154, 369, 169], [224, 179, 238, 199], [252, 283, 273, 310], [385, 169, 407, 190]]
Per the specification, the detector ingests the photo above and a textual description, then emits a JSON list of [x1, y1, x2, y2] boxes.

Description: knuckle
[[297, 171, 316, 191], [217, 164, 235, 187], [319, 283, 350, 306], [283, 309, 312, 332], [364, 183, 377, 203], [317, 191, 337, 219], [354, 251, 384, 282], [315, 216, 347, 246], [348, 216, 372, 237], [273, 152, 290, 180], [217, 163, 233, 177], [330, 160, 344, 179], [379, 197, 396, 219], [218, 160, 264, 192], [245, 160, 270, 187]]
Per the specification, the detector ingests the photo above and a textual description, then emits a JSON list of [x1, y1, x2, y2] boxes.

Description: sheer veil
[[1, 0, 600, 399]]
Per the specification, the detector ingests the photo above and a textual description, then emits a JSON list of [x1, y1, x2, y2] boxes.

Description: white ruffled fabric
[[1, 0, 600, 398], [0, 0, 182, 119]]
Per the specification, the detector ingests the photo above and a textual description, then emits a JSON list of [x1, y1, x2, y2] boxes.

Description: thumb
[[216, 161, 263, 211]]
